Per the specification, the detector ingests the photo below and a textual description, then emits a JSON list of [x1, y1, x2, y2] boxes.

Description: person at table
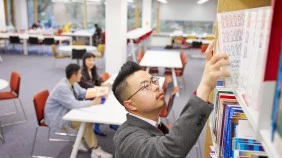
[[112, 41, 230, 158], [31, 20, 42, 30], [44, 63, 113, 158], [93, 24, 102, 46], [79, 53, 119, 137]]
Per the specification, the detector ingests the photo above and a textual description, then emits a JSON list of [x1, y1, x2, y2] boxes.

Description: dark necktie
[[157, 123, 169, 135], [71, 85, 77, 99]]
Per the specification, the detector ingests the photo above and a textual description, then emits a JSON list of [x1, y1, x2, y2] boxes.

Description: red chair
[[159, 85, 179, 126], [162, 75, 172, 94], [100, 72, 110, 82], [31, 90, 75, 157], [0, 72, 27, 127]]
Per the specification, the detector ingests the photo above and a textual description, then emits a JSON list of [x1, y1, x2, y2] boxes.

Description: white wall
[[13, 0, 28, 31], [105, 0, 127, 74], [0, 0, 6, 31], [160, 0, 217, 21]]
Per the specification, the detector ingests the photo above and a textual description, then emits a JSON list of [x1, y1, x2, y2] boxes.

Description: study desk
[[139, 50, 182, 96], [61, 31, 94, 46], [63, 76, 164, 158], [0, 33, 72, 55], [126, 28, 153, 62]]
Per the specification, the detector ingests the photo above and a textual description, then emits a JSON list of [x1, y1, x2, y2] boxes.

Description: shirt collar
[[129, 113, 160, 127]]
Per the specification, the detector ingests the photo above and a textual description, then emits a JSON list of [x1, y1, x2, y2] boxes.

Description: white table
[[0, 79, 8, 90], [127, 28, 153, 62], [139, 50, 182, 96], [62, 31, 94, 46], [0, 33, 72, 55], [58, 45, 97, 53], [64, 76, 164, 158]]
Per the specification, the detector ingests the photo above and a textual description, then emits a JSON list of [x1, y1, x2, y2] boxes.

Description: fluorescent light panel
[[197, 0, 209, 4], [158, 0, 167, 3]]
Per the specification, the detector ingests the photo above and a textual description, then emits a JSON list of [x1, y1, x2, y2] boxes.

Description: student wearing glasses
[[112, 41, 230, 158]]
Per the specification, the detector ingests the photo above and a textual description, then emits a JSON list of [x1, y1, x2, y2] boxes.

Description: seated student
[[112, 41, 230, 158], [79, 53, 119, 136], [31, 20, 42, 30], [44, 63, 112, 158]]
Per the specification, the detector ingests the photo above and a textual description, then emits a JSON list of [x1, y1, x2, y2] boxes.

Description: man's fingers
[[205, 40, 215, 61], [212, 70, 230, 78], [210, 52, 228, 65], [213, 58, 230, 69]]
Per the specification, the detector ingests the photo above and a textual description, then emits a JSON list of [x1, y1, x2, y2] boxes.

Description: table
[[139, 50, 182, 96], [0, 79, 8, 90], [127, 28, 153, 62], [61, 31, 93, 46], [0, 33, 72, 55], [64, 76, 164, 158], [58, 45, 97, 53]]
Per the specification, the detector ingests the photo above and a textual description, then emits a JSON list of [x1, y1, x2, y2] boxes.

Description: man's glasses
[[126, 77, 160, 101]]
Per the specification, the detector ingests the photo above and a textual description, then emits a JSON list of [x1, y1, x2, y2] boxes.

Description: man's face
[[125, 70, 165, 114], [74, 69, 82, 82]]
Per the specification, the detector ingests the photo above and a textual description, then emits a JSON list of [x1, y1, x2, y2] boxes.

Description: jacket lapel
[[126, 114, 164, 136]]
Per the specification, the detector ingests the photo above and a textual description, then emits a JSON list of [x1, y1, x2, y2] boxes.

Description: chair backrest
[[29, 37, 39, 44], [9, 36, 20, 44], [162, 75, 172, 94], [100, 72, 110, 82], [51, 44, 58, 57], [33, 90, 49, 126], [43, 38, 55, 45], [72, 41, 85, 46], [97, 44, 105, 57], [72, 49, 86, 60], [159, 85, 179, 117], [10, 72, 21, 97], [136, 49, 145, 63]]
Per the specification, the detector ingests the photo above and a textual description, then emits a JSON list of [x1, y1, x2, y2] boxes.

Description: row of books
[[209, 87, 267, 158]]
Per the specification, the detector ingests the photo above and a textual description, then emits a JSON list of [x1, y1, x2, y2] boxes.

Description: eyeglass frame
[[126, 76, 160, 101]]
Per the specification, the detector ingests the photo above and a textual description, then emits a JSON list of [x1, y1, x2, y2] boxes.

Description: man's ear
[[123, 100, 137, 111]]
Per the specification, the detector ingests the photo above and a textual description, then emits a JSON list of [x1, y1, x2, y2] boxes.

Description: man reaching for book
[[112, 40, 230, 157]]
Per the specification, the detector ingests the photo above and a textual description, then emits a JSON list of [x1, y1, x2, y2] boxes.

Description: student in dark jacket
[[79, 53, 118, 136], [112, 41, 230, 158]]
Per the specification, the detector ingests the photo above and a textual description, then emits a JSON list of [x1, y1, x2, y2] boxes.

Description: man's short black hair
[[112, 61, 141, 105], [65, 64, 80, 79]]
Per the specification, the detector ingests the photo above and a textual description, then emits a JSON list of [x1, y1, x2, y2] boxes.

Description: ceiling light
[[197, 0, 209, 4], [158, 0, 167, 3]]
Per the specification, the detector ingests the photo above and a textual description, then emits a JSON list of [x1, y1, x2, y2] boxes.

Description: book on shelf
[[85, 86, 109, 99], [217, 7, 272, 110], [273, 45, 282, 155]]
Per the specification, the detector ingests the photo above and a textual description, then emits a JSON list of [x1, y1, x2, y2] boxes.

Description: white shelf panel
[[259, 129, 280, 158], [234, 90, 259, 132]]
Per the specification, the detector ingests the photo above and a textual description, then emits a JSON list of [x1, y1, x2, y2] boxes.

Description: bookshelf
[[259, 129, 280, 158], [233, 90, 259, 132], [204, 0, 282, 158]]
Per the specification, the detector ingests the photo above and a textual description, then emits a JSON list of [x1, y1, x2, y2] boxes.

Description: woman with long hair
[[79, 53, 118, 136]]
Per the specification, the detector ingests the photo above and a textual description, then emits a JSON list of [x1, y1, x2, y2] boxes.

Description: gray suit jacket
[[113, 95, 213, 158]]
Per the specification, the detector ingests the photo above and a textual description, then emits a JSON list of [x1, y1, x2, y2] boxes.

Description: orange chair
[[100, 72, 110, 82], [159, 85, 179, 126], [0, 72, 27, 127], [162, 75, 172, 94], [31, 90, 75, 157]]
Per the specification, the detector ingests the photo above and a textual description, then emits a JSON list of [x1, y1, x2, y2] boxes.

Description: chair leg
[[31, 126, 54, 158], [1, 98, 27, 127], [48, 127, 75, 142], [0, 119, 5, 143]]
